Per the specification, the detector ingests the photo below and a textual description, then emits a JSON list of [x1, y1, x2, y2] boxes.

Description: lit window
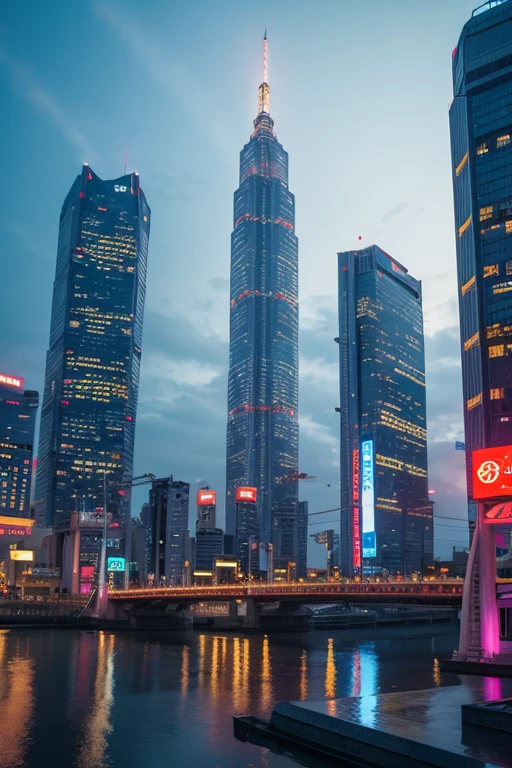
[[455, 151, 468, 176], [489, 344, 505, 358], [480, 206, 493, 221], [492, 281, 512, 295], [458, 215, 472, 237], [461, 275, 476, 296], [467, 393, 482, 410], [497, 134, 511, 148], [483, 264, 499, 278], [490, 388, 504, 400], [463, 332, 480, 351], [506, 221, 512, 234], [476, 142, 488, 155]]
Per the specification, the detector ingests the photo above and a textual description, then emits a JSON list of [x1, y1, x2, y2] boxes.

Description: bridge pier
[[243, 598, 260, 630]]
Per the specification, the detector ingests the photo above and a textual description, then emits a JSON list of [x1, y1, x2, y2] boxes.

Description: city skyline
[[0, 0, 479, 561]]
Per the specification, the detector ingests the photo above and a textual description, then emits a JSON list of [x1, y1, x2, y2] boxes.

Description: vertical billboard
[[352, 448, 361, 569], [361, 440, 376, 558]]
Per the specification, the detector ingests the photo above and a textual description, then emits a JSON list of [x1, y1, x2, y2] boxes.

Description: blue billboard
[[361, 440, 376, 558], [107, 557, 126, 572]]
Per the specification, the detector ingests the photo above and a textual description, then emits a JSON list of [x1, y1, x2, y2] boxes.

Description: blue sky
[[0, 0, 479, 563]]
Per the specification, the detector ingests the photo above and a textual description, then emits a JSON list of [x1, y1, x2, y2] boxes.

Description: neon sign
[[235, 487, 257, 503], [361, 440, 376, 558], [352, 449, 361, 569], [107, 557, 126, 572], [0, 374, 23, 390], [472, 445, 512, 499], [197, 490, 216, 506]]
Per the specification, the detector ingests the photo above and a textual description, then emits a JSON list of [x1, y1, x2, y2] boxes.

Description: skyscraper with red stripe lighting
[[225, 35, 300, 575]]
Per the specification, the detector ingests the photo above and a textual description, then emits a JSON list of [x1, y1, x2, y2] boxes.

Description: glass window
[[497, 134, 511, 148], [477, 142, 488, 155]]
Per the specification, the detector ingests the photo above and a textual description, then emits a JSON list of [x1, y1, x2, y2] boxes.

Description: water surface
[[0, 625, 463, 767]]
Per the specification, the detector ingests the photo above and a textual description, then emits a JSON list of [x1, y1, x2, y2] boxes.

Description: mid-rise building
[[149, 477, 189, 586], [225, 35, 300, 567], [35, 166, 150, 562], [450, 0, 512, 498], [0, 373, 38, 517], [336, 245, 431, 575]]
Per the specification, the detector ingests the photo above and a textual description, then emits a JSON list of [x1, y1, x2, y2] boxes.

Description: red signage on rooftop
[[197, 490, 216, 506], [472, 445, 512, 500], [0, 374, 24, 391]]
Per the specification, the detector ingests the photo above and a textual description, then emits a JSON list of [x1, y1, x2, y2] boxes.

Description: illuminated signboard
[[0, 373, 24, 390], [472, 445, 512, 500], [107, 557, 126, 572], [352, 449, 361, 569], [235, 487, 257, 503], [10, 550, 34, 562], [197, 490, 216, 506], [484, 503, 512, 523], [361, 440, 376, 558]]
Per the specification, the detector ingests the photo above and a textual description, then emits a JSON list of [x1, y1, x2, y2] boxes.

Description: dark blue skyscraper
[[226, 36, 300, 573], [0, 373, 38, 517], [36, 166, 150, 536], [337, 246, 431, 575], [450, 0, 512, 498]]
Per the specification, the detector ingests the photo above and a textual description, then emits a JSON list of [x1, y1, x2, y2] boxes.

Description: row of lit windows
[[476, 134, 511, 155]]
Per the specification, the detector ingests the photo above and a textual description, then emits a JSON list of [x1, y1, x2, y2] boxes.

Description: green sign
[[107, 557, 126, 572]]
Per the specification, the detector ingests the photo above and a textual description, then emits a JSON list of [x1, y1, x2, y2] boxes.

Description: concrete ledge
[[266, 702, 496, 768], [441, 658, 512, 678], [462, 699, 512, 733]]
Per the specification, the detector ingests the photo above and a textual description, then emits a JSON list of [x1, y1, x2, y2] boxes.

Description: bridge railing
[[109, 580, 463, 600]]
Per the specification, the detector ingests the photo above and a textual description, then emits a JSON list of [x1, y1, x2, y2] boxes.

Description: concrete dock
[[235, 678, 512, 768]]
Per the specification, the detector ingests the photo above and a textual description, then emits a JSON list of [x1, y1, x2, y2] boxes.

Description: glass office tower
[[450, 0, 512, 498], [226, 36, 300, 571], [36, 166, 150, 537], [149, 478, 189, 586], [337, 245, 431, 575], [0, 373, 38, 517]]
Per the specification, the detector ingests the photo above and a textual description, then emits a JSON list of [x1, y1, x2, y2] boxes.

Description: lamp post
[[94, 471, 155, 618]]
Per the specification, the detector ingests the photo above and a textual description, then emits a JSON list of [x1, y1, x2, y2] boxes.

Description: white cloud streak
[[0, 46, 97, 162]]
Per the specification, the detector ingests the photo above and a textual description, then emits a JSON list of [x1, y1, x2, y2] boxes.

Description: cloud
[[209, 277, 230, 291], [380, 201, 409, 227], [0, 46, 97, 162], [300, 356, 338, 385], [299, 414, 338, 450], [92, 1, 232, 160]]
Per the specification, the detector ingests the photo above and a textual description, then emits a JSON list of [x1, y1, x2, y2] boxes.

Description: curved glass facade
[[450, 0, 512, 497], [35, 166, 150, 532], [226, 69, 299, 571], [337, 246, 431, 575]]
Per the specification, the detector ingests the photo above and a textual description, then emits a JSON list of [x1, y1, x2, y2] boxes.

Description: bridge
[[109, 580, 463, 604], [106, 581, 464, 630]]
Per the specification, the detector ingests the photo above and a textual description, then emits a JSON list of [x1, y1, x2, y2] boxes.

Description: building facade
[[225, 36, 300, 569], [450, 0, 512, 498], [0, 373, 38, 517], [35, 166, 150, 542], [148, 477, 189, 586], [337, 245, 431, 575]]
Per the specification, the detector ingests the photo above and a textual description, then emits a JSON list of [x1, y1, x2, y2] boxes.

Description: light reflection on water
[[0, 625, 464, 768]]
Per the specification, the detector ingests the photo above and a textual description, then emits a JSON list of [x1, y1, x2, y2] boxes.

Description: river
[[0, 624, 464, 768]]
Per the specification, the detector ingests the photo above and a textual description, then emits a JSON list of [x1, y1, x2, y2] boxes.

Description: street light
[[94, 471, 155, 617]]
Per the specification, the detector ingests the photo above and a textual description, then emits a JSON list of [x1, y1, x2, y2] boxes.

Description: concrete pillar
[[458, 504, 500, 660], [243, 598, 259, 630]]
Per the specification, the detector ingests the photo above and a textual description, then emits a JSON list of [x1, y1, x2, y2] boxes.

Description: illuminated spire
[[258, 31, 270, 115]]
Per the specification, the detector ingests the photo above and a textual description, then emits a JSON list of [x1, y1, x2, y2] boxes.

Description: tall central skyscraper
[[36, 166, 150, 544], [226, 36, 299, 571]]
